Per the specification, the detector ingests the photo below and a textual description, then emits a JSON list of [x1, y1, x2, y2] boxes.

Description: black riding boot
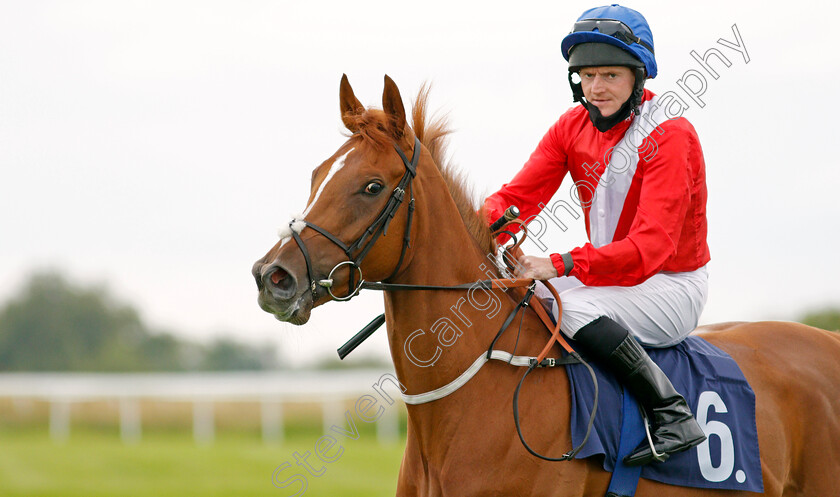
[[574, 316, 707, 466]]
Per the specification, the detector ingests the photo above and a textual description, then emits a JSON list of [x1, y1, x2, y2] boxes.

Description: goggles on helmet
[[571, 18, 654, 55]]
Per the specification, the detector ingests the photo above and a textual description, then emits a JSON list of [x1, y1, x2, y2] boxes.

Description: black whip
[[337, 313, 386, 359]]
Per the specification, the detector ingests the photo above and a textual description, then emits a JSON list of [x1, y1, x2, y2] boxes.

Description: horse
[[252, 74, 840, 496]]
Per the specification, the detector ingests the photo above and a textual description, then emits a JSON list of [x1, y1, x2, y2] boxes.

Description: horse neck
[[381, 174, 558, 397], [380, 178, 576, 474]]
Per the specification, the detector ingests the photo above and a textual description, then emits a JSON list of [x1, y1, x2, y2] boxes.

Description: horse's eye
[[364, 182, 384, 195]]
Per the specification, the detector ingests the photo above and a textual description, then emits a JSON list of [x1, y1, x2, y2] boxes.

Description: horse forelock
[[343, 109, 396, 151], [342, 86, 496, 256]]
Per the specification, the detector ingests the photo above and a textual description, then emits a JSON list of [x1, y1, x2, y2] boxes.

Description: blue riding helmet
[[561, 4, 657, 79]]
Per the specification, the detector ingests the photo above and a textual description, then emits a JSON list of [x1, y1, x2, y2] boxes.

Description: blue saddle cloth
[[565, 336, 763, 494]]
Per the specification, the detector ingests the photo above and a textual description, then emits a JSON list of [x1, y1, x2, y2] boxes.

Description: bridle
[[283, 134, 598, 463], [288, 136, 420, 303]]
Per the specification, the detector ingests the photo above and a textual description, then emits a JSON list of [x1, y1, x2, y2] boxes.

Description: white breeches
[[535, 266, 709, 348]]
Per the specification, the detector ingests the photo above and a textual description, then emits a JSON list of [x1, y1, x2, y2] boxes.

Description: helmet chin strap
[[568, 67, 646, 132]]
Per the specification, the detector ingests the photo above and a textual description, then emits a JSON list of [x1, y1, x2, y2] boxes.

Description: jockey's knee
[[556, 297, 600, 339]]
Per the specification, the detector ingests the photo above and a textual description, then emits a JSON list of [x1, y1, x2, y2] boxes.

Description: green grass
[[0, 427, 404, 497]]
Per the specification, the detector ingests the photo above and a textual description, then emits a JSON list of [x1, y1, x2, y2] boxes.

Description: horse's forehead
[[306, 142, 377, 202], [314, 139, 396, 182]]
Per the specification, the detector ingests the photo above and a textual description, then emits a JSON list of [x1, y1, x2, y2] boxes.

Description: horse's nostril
[[263, 265, 297, 299], [270, 267, 288, 285]]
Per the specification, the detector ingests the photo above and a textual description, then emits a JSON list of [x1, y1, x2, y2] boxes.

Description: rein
[[358, 276, 600, 463], [287, 137, 597, 463]]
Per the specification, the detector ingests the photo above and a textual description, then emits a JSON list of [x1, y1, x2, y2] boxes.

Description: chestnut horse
[[252, 75, 840, 496]]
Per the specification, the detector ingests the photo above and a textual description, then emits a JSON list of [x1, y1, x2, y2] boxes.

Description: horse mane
[[344, 84, 496, 256]]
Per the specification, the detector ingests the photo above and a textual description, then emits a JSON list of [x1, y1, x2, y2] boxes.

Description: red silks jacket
[[484, 90, 711, 286]]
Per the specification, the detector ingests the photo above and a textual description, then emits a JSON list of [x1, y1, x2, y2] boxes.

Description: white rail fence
[[0, 370, 403, 445]]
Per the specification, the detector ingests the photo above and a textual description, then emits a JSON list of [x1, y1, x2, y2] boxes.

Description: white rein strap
[[401, 350, 536, 405]]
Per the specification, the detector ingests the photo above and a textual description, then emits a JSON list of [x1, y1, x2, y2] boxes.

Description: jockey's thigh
[[539, 266, 709, 347]]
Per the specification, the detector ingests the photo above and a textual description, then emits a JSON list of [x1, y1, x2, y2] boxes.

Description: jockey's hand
[[513, 255, 558, 281]]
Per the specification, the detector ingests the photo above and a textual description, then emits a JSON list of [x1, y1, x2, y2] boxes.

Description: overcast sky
[[2, 1, 839, 367]]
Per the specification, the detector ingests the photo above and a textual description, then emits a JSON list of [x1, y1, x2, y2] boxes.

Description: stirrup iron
[[639, 407, 668, 463]]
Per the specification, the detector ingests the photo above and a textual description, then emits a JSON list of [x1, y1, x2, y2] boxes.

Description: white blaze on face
[[277, 147, 355, 245], [303, 147, 354, 218]]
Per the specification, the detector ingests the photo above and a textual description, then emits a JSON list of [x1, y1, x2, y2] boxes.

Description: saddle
[[497, 233, 762, 495]]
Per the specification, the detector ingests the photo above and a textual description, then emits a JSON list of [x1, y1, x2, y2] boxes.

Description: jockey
[[484, 4, 709, 466]]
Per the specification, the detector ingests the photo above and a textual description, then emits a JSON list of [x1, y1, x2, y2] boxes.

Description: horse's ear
[[340, 74, 364, 132], [382, 75, 406, 140]]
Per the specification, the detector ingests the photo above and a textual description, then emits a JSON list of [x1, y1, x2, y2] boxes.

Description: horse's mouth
[[258, 292, 312, 325]]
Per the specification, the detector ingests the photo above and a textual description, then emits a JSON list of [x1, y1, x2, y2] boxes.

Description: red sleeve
[[484, 118, 570, 235], [568, 125, 693, 286], [549, 253, 567, 276]]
